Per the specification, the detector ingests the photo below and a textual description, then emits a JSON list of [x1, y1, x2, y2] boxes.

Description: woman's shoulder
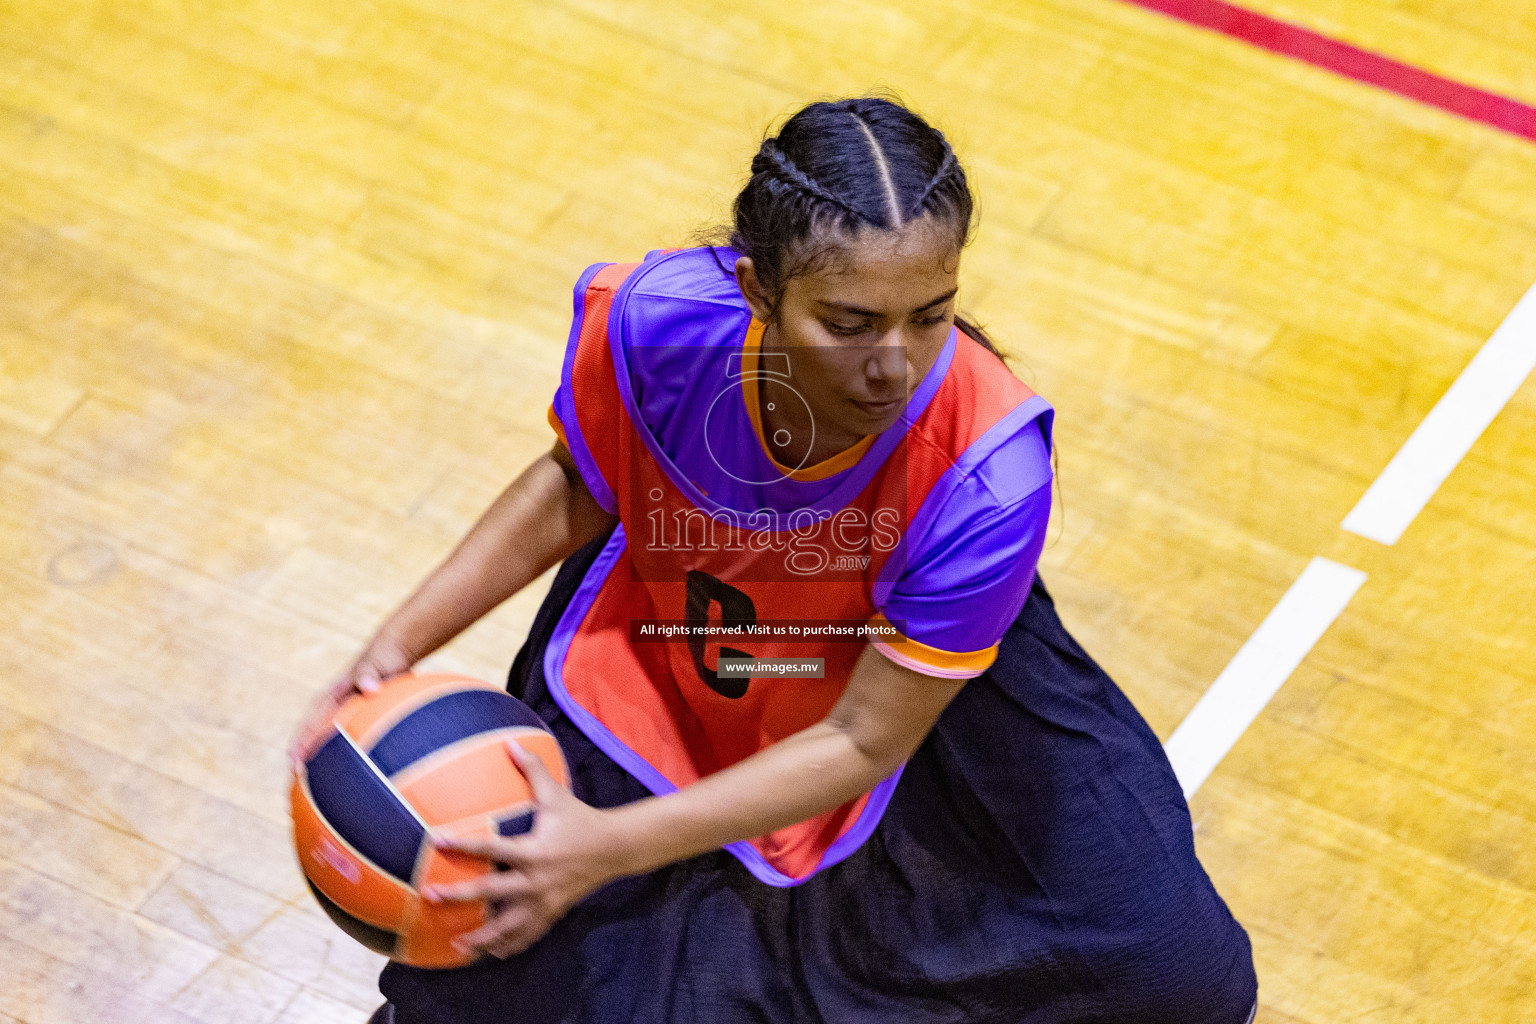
[[577, 246, 746, 309], [572, 248, 751, 363], [908, 331, 1055, 511]]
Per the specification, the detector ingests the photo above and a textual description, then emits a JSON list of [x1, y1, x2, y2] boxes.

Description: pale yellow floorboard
[[0, 857, 219, 1004], [1221, 0, 1536, 105], [272, 989, 380, 1024], [3, 0, 1535, 1020]]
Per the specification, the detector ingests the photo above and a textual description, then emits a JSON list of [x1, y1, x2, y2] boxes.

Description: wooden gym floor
[[2, 0, 1534, 1020]]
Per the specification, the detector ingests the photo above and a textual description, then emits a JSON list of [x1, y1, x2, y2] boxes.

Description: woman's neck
[[758, 323, 868, 469]]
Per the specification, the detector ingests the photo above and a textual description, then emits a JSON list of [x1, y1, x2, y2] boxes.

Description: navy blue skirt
[[379, 534, 1257, 1022]]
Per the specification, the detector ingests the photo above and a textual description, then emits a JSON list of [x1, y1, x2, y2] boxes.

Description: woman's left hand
[[425, 741, 629, 959]]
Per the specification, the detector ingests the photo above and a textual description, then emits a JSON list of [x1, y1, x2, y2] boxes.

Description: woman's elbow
[[832, 715, 925, 781]]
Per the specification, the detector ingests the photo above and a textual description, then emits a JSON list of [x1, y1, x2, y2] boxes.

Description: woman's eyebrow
[[913, 288, 959, 312], [818, 288, 958, 318]]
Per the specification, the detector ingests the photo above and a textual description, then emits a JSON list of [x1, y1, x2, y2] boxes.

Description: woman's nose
[[864, 336, 907, 386]]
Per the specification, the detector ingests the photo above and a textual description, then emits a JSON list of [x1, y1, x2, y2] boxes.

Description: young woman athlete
[[292, 96, 1258, 1023]]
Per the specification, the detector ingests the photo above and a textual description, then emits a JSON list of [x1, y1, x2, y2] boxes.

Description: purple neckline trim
[[542, 523, 902, 887]]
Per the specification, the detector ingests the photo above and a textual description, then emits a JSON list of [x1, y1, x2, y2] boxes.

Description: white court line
[[1343, 282, 1536, 545], [1165, 557, 1367, 799], [1169, 280, 1536, 796]]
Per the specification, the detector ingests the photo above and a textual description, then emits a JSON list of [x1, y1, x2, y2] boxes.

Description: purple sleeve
[[878, 417, 1053, 662]]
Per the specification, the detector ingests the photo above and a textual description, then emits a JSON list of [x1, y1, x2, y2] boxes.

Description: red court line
[[1117, 0, 1536, 143]]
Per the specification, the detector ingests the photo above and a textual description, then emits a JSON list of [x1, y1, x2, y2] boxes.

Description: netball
[[291, 673, 568, 969]]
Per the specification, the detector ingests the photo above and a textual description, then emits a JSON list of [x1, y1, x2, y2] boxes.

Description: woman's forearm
[[601, 717, 897, 879], [594, 647, 960, 879], [377, 449, 617, 664]]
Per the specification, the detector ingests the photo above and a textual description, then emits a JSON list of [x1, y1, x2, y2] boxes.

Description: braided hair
[[725, 96, 1000, 356]]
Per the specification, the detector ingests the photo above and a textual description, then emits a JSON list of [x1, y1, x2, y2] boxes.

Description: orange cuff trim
[[868, 615, 997, 679]]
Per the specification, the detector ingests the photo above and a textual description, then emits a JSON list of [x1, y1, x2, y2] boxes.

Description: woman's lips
[[851, 396, 903, 416]]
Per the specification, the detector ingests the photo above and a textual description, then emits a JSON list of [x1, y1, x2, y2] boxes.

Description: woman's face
[[735, 216, 961, 457]]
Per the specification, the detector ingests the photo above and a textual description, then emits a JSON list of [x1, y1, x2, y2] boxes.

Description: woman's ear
[[734, 257, 775, 322]]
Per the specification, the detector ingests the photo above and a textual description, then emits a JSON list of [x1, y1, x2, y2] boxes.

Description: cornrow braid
[[755, 140, 864, 221], [726, 96, 1005, 360], [908, 144, 958, 220]]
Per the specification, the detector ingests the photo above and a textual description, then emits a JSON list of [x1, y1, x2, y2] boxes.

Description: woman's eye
[[825, 321, 871, 337], [916, 311, 951, 326]]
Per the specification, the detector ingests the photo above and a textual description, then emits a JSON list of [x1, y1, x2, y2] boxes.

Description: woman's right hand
[[285, 444, 606, 774], [288, 636, 417, 771]]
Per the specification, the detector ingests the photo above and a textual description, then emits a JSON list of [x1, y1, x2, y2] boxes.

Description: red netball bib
[[546, 250, 1050, 884]]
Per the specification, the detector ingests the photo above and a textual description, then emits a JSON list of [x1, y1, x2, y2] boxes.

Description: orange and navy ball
[[290, 672, 567, 968]]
